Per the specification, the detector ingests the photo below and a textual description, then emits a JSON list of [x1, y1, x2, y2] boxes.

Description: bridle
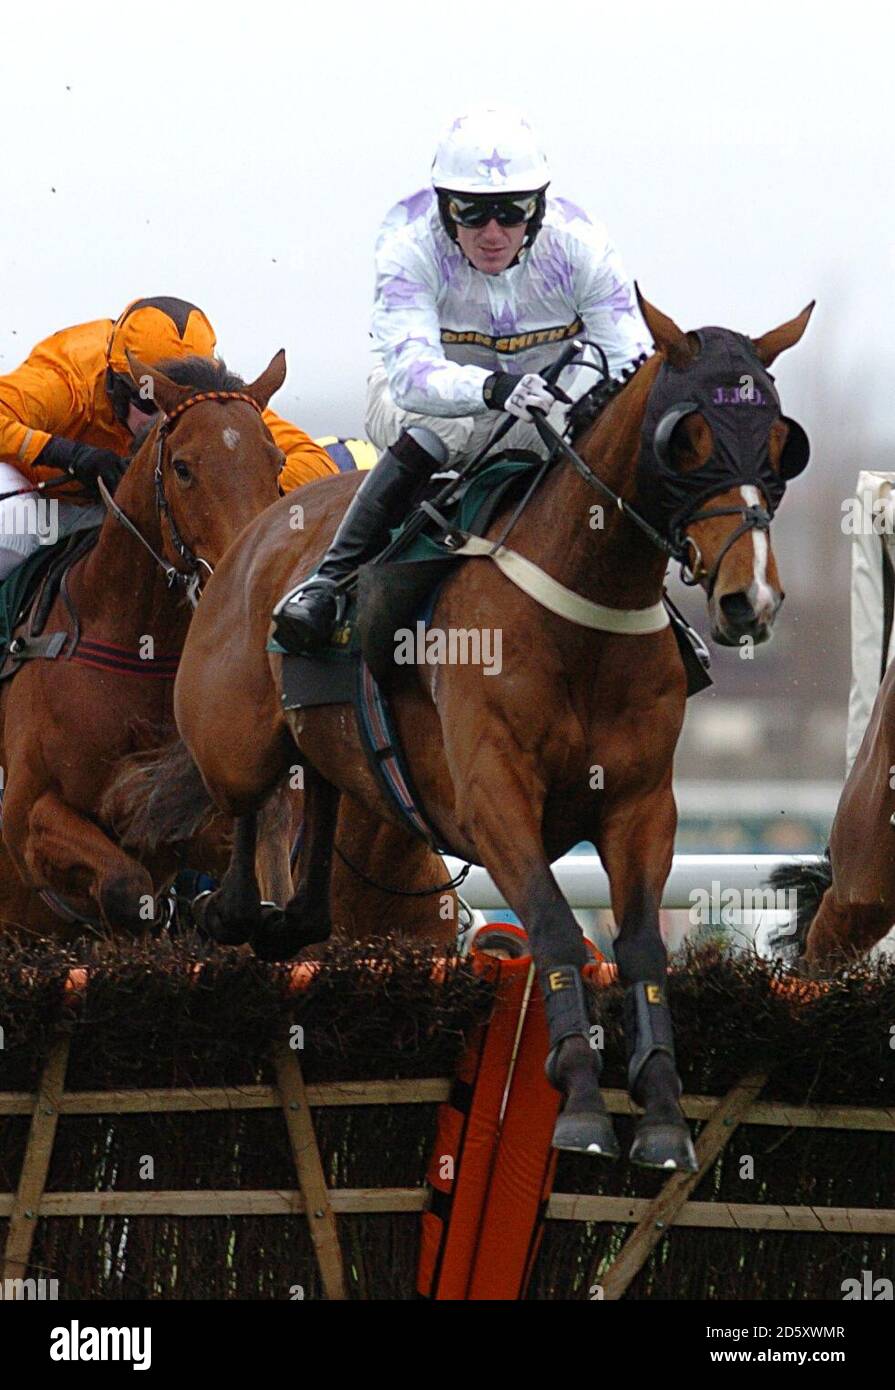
[[529, 337, 804, 595], [538, 405, 776, 594], [99, 388, 263, 608], [669, 493, 772, 595]]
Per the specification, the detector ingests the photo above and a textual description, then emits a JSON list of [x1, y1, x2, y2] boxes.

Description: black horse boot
[[542, 963, 619, 1158], [624, 981, 697, 1171], [271, 426, 448, 654]]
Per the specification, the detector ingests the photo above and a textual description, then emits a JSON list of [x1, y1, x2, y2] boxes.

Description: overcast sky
[[1, 1, 889, 779], [2, 0, 890, 461]]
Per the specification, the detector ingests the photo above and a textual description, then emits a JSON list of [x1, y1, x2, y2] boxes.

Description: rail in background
[[445, 853, 825, 911]]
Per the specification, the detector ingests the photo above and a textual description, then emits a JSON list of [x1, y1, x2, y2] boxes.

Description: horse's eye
[[172, 460, 192, 482]]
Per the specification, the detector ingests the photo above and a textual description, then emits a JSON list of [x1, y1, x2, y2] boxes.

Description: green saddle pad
[[0, 535, 90, 654], [268, 455, 540, 657], [394, 456, 538, 564]]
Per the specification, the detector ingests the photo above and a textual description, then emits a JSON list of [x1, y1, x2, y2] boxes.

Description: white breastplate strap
[[451, 534, 669, 634]]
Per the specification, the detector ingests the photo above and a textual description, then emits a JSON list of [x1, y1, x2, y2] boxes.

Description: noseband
[[673, 496, 772, 595], [100, 388, 263, 607]]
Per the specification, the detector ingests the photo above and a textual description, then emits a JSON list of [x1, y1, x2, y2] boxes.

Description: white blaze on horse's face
[[704, 481, 783, 647], [222, 427, 240, 452], [741, 484, 777, 626]]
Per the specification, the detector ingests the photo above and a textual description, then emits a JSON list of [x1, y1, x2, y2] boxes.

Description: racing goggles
[[447, 192, 540, 228]]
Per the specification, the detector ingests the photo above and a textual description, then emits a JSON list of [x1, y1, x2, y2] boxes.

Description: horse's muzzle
[[710, 584, 782, 647]]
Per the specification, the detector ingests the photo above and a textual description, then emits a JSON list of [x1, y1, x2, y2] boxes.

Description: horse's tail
[[767, 853, 832, 956], [101, 735, 215, 853]]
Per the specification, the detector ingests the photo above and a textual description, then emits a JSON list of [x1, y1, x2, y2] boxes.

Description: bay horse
[[0, 350, 288, 935], [170, 292, 813, 1168], [771, 661, 895, 971]]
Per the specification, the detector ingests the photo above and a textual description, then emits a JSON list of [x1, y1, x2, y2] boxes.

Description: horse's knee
[[98, 868, 156, 932], [806, 896, 892, 965]]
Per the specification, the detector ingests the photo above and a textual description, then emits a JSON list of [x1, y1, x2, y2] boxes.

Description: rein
[[532, 350, 779, 593], [100, 388, 263, 609], [333, 839, 471, 896], [534, 408, 688, 566]]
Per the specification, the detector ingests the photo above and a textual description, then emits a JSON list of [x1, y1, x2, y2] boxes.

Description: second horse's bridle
[[99, 388, 263, 608]]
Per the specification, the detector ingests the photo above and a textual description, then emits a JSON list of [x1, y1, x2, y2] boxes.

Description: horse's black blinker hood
[[637, 327, 810, 540]]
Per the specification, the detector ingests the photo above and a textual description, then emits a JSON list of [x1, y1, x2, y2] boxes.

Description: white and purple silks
[[369, 187, 650, 429]]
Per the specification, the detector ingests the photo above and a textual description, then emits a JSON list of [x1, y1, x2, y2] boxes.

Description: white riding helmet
[[431, 107, 551, 195]]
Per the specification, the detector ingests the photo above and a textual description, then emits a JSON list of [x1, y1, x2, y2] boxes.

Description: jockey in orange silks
[[0, 296, 337, 580]]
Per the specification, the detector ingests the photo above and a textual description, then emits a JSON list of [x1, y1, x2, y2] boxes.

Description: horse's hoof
[[630, 1122, 698, 1172], [250, 904, 330, 962], [552, 1109, 620, 1159], [191, 890, 252, 947], [250, 906, 292, 961]]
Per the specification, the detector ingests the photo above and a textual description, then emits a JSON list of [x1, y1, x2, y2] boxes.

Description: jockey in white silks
[[272, 106, 650, 655]]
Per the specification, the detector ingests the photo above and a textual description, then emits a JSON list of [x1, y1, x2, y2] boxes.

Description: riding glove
[[37, 437, 125, 495], [483, 371, 572, 421]]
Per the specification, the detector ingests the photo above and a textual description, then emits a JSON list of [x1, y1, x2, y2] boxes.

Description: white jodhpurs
[[364, 363, 569, 466], [0, 462, 104, 583]]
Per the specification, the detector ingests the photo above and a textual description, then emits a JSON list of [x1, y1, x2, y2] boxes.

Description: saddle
[[0, 528, 100, 683], [279, 454, 544, 705]]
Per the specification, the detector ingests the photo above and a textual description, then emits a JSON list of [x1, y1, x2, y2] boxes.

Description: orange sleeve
[[0, 356, 84, 484], [263, 408, 340, 492]]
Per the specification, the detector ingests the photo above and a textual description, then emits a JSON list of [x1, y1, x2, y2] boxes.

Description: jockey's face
[[456, 218, 527, 274]]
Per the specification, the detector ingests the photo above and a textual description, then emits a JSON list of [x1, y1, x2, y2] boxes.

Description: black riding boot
[[271, 426, 448, 655]]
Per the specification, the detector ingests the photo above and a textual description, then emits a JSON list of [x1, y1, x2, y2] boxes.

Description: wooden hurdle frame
[[4, 971, 895, 1299]]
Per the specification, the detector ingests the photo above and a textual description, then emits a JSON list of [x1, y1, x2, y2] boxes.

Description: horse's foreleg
[[456, 765, 618, 1158], [6, 789, 156, 932], [250, 767, 340, 961], [189, 789, 295, 946], [192, 813, 264, 945], [255, 780, 297, 905], [598, 786, 697, 1172]]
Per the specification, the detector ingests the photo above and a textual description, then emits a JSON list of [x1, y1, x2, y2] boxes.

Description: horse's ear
[[751, 302, 816, 366], [635, 284, 695, 369], [245, 350, 287, 411], [125, 350, 192, 417]]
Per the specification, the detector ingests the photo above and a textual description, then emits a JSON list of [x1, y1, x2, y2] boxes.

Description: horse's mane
[[125, 355, 248, 460], [566, 354, 650, 444], [157, 355, 247, 393]]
